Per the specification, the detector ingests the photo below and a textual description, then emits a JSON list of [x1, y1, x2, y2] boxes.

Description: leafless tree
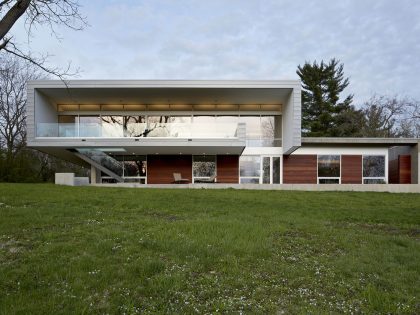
[[0, 54, 42, 161], [0, 0, 86, 78], [361, 95, 420, 138]]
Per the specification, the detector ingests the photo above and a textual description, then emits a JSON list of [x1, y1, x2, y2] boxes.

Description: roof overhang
[[28, 80, 297, 106]]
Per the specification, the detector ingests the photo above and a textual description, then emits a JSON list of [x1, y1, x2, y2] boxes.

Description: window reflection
[[272, 156, 281, 184], [240, 156, 261, 184], [58, 115, 77, 137], [114, 155, 147, 178], [193, 155, 216, 180], [262, 157, 270, 184], [124, 116, 146, 137], [79, 115, 100, 137], [101, 116, 124, 137], [363, 155, 386, 184], [51, 114, 281, 143], [363, 156, 385, 177], [318, 155, 340, 177]]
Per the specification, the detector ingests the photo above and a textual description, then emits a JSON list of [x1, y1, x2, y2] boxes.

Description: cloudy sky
[[10, 0, 420, 104]]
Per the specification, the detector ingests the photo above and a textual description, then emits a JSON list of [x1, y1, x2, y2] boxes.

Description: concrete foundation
[[91, 183, 420, 193]]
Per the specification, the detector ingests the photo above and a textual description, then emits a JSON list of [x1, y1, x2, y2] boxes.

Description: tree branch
[[0, 0, 31, 41]]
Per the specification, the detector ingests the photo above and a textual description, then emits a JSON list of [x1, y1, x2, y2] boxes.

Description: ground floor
[[95, 145, 416, 185]]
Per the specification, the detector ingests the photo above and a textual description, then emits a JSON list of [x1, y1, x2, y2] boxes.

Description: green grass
[[0, 184, 419, 314]]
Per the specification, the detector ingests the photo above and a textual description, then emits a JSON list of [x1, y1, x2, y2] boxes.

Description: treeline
[[297, 58, 419, 137], [0, 56, 87, 182]]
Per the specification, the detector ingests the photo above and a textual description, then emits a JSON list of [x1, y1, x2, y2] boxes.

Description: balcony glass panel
[[79, 116, 101, 137], [37, 123, 58, 137], [124, 116, 146, 137], [59, 124, 77, 137], [36, 121, 241, 138], [58, 115, 77, 137], [101, 116, 124, 137]]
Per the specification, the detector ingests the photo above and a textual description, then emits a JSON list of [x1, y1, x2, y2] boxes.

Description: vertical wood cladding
[[283, 155, 317, 184], [217, 155, 239, 183], [341, 155, 362, 184], [147, 155, 192, 184], [389, 155, 411, 184], [399, 155, 411, 184], [389, 159, 399, 184]]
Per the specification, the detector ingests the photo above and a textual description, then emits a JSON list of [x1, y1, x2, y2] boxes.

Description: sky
[[9, 0, 420, 105]]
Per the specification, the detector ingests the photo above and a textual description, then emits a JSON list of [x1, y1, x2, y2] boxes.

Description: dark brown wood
[[283, 155, 317, 184], [217, 155, 239, 183], [341, 155, 362, 184], [399, 155, 411, 184], [147, 155, 192, 184], [388, 159, 399, 184]]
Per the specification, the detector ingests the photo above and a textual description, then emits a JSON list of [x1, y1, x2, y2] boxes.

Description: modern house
[[27, 80, 420, 185]]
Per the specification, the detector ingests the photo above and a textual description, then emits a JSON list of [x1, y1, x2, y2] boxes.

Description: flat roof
[[302, 137, 420, 145], [28, 80, 301, 106]]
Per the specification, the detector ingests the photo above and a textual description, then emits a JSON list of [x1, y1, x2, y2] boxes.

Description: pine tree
[[297, 59, 355, 136]]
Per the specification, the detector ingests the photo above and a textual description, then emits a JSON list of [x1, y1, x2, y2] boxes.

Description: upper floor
[[27, 80, 301, 154]]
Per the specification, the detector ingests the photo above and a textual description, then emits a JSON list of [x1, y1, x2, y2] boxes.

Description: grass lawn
[[0, 184, 419, 314]]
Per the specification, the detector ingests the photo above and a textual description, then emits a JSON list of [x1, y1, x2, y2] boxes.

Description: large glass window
[[58, 115, 77, 137], [147, 116, 170, 137], [112, 155, 147, 184], [124, 116, 146, 137], [79, 115, 100, 137], [318, 155, 340, 184], [192, 116, 216, 138], [363, 155, 386, 184], [101, 116, 124, 137], [272, 156, 281, 184], [193, 155, 216, 182], [239, 115, 279, 147], [146, 116, 191, 137], [262, 157, 270, 184], [239, 116, 262, 139], [240, 156, 261, 183]]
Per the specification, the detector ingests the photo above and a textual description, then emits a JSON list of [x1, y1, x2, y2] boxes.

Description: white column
[[90, 165, 101, 184]]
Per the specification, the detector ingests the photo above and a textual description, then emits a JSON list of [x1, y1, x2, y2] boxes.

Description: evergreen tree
[[297, 59, 355, 136]]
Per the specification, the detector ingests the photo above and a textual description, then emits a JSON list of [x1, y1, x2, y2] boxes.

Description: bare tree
[[0, 0, 86, 78], [361, 95, 420, 138], [0, 54, 42, 161]]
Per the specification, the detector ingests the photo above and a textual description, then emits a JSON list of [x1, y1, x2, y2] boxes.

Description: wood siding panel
[[147, 155, 192, 184], [389, 155, 411, 184], [283, 155, 317, 184], [389, 159, 399, 184], [399, 155, 411, 184], [341, 155, 362, 184], [217, 155, 239, 183]]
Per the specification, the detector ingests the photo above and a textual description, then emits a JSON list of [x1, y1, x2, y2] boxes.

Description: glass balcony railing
[[246, 138, 282, 147], [36, 122, 242, 139], [35, 122, 282, 147]]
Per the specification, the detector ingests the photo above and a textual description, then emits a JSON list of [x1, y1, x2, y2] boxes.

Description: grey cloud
[[6, 0, 420, 104]]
